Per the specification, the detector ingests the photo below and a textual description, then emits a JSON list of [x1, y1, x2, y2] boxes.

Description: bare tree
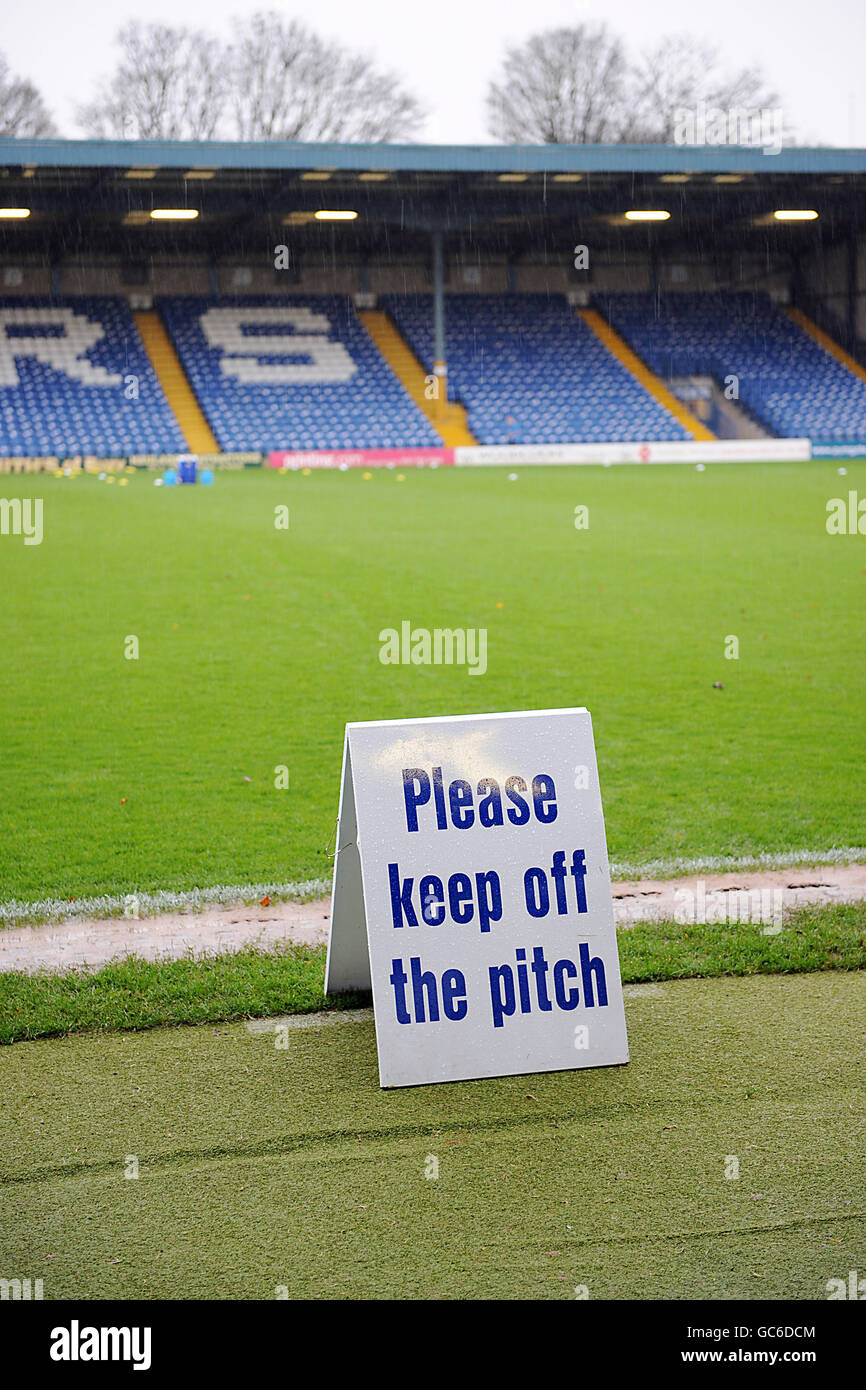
[[629, 33, 782, 143], [227, 12, 424, 142], [76, 14, 423, 143], [77, 22, 230, 140], [0, 52, 57, 137], [486, 25, 786, 146], [486, 25, 633, 144]]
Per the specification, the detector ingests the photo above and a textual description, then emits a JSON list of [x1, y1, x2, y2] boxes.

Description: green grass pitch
[[1, 969, 863, 1299], [1, 459, 864, 905]]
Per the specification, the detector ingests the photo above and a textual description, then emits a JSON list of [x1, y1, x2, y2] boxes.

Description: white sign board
[[454, 439, 812, 466], [325, 708, 629, 1088]]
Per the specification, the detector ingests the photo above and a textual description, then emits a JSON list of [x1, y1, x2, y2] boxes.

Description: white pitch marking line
[[245, 1009, 373, 1034], [4, 848, 866, 928], [0, 879, 331, 928]]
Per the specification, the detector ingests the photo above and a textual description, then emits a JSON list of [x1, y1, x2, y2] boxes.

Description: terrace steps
[[784, 308, 866, 385], [359, 309, 477, 447], [133, 311, 220, 454], [580, 309, 715, 441]]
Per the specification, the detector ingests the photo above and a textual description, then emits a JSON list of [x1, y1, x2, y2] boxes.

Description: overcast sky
[[3, 0, 865, 146]]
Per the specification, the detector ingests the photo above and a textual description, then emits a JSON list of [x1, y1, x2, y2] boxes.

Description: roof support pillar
[[847, 231, 858, 351], [432, 228, 447, 411]]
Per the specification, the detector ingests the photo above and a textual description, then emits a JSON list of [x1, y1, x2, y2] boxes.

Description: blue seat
[[0, 296, 187, 455], [157, 295, 441, 452], [598, 291, 866, 443], [381, 293, 690, 445]]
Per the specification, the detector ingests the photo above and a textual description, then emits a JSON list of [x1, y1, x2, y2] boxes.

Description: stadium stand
[[7, 288, 863, 458], [156, 296, 442, 451], [599, 292, 866, 444], [381, 294, 692, 444], [0, 297, 188, 455]]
